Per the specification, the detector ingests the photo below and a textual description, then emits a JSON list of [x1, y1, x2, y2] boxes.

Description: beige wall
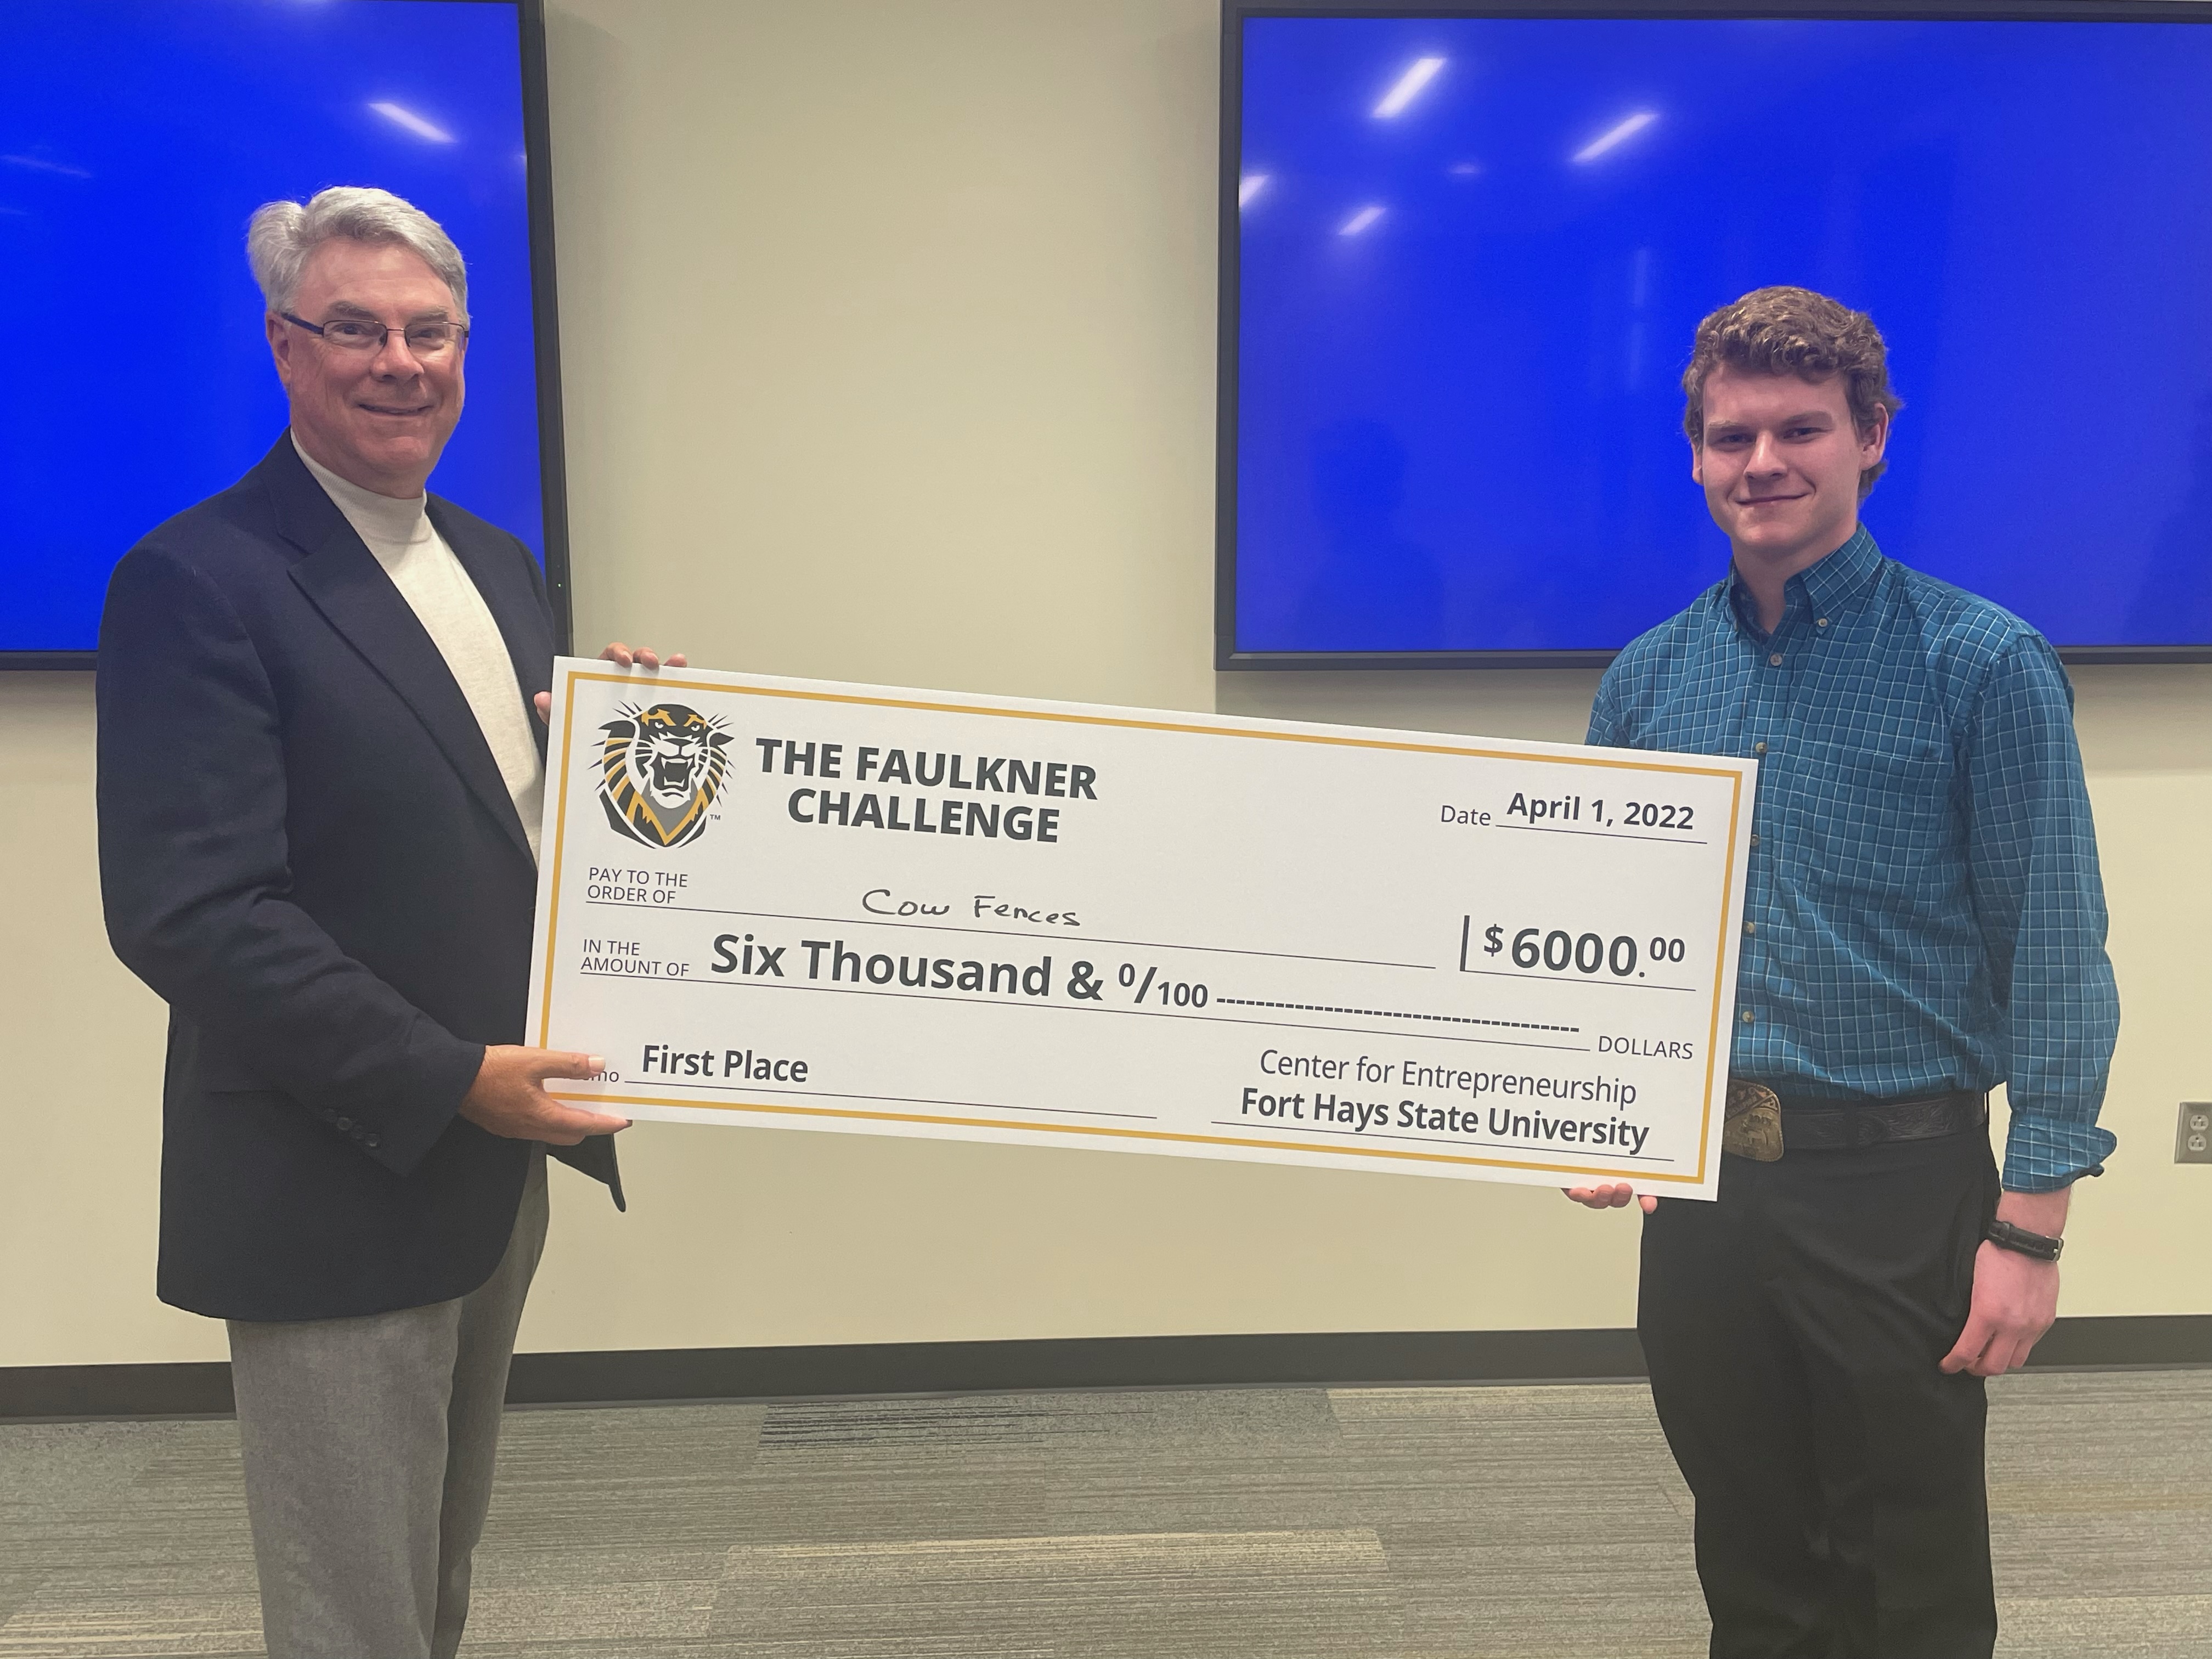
[[3, 0, 2205, 1369]]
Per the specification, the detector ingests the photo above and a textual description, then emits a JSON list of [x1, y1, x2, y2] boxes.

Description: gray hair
[[246, 186, 467, 316]]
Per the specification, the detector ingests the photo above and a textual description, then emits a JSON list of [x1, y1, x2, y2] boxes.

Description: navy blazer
[[98, 436, 620, 1323]]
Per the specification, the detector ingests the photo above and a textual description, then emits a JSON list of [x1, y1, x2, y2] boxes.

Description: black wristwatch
[[1986, 1218, 2064, 1262]]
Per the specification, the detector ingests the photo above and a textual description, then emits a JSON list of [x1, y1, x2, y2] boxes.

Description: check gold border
[[548, 1090, 1709, 1183], [536, 669, 1750, 1188]]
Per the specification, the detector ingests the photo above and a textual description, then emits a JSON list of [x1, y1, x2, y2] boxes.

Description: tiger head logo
[[596, 702, 733, 849]]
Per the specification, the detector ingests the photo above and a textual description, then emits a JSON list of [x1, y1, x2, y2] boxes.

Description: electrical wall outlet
[[2179, 1102, 2212, 1164]]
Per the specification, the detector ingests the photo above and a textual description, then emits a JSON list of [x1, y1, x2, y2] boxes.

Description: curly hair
[[1681, 286, 1902, 498]]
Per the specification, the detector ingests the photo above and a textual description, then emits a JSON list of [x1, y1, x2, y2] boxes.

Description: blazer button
[[365, 1135, 382, 1149], [335, 1116, 352, 1131]]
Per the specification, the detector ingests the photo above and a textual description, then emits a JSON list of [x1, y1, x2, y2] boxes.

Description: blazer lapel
[[265, 442, 537, 867]]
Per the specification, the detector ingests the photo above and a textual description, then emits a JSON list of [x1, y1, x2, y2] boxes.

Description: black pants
[[1639, 1128, 2001, 1659]]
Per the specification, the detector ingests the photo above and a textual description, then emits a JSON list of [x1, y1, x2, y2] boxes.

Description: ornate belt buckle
[[1723, 1079, 1785, 1162]]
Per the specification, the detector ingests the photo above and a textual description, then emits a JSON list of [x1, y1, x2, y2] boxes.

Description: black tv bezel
[[1215, 0, 2212, 670], [2, 0, 572, 672]]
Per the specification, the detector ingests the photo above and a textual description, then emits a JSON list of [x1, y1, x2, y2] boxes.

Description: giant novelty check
[[526, 661, 1757, 1198]]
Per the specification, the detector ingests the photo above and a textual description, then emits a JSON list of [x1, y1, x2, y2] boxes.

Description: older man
[[97, 187, 673, 1659]]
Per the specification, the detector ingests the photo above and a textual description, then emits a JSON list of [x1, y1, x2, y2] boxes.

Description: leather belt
[[1723, 1080, 1988, 1161]]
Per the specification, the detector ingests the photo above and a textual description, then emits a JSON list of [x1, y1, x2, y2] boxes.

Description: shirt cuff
[[2000, 1113, 2118, 1192]]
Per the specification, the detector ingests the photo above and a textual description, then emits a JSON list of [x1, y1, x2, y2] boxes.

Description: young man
[[1568, 286, 2119, 1658]]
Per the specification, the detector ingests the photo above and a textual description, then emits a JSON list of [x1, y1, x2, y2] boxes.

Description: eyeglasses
[[281, 312, 470, 356]]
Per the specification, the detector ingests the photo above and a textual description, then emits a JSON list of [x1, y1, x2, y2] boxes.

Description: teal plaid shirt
[[1588, 528, 2119, 1190]]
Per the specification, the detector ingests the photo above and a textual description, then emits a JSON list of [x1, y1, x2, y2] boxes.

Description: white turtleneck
[[293, 435, 545, 862]]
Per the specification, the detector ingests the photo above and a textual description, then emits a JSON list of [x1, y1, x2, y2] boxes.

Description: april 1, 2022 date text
[[1502, 793, 1697, 832]]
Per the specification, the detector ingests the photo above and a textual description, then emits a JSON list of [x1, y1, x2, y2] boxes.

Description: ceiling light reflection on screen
[[2, 152, 93, 178], [1373, 57, 1445, 119], [1572, 110, 1658, 163], [1448, 161, 1482, 177], [1239, 173, 1269, 207], [1338, 205, 1385, 237], [368, 101, 455, 143]]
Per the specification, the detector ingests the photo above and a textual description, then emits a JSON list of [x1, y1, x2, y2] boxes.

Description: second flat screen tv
[[1221, 2, 2212, 665]]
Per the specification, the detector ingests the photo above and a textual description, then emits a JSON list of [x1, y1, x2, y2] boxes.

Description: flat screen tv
[[1, 0, 565, 667], [1220, 1, 2212, 667]]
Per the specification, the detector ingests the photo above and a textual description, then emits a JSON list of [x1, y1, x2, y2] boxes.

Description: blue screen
[[1233, 13, 2212, 656], [1, 0, 541, 655]]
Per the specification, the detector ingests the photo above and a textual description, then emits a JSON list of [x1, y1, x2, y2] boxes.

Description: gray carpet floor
[[1, 1369, 2204, 1657]]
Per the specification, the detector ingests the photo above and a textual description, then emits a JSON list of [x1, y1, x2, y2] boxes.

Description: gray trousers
[[228, 1150, 548, 1659]]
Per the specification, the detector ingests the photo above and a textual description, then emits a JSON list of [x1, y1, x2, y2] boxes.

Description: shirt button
[[1753, 741, 1768, 754], [1816, 617, 1829, 628], [1740, 1009, 1755, 1023], [1750, 833, 1760, 846], [1768, 652, 1784, 667], [1745, 921, 1756, 935]]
